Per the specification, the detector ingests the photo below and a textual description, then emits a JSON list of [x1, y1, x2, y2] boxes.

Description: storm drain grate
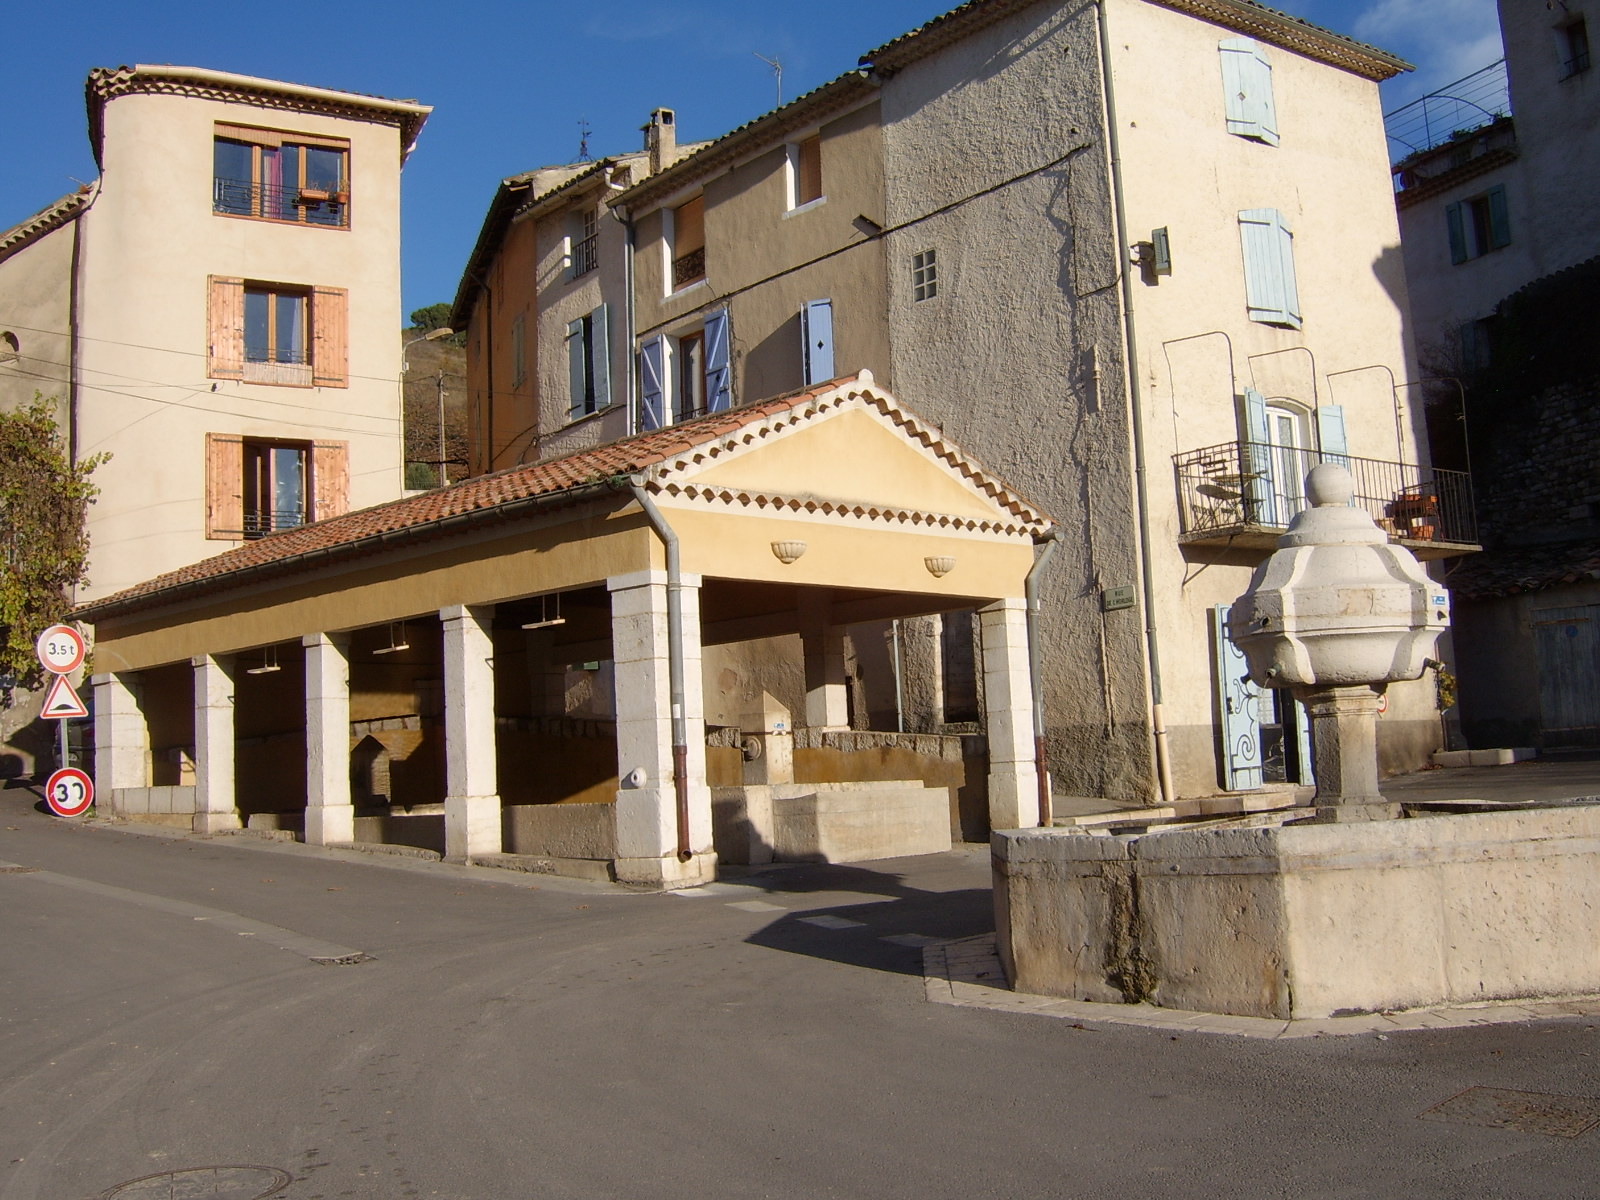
[[99, 1164, 291, 1199], [1420, 1087, 1600, 1138]]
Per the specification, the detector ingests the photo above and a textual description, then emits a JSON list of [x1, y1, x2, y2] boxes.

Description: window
[[639, 307, 731, 430], [1238, 209, 1301, 328], [512, 313, 527, 389], [669, 196, 706, 291], [801, 299, 834, 385], [208, 276, 347, 387], [1219, 39, 1279, 146], [1460, 317, 1495, 374], [1447, 186, 1511, 263], [572, 207, 600, 277], [912, 250, 938, 302], [213, 125, 349, 227], [205, 434, 348, 540], [1560, 16, 1591, 77], [567, 304, 612, 418], [786, 136, 823, 210]]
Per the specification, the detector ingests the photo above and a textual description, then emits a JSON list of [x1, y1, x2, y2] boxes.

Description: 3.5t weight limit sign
[[45, 767, 94, 817], [36, 625, 87, 675]]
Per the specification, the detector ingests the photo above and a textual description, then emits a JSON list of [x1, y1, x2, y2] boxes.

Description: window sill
[[784, 196, 827, 218], [214, 209, 350, 231], [667, 278, 709, 301], [242, 362, 315, 387], [566, 402, 615, 428]]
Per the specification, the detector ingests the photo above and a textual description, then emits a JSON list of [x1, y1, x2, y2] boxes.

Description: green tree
[[409, 303, 453, 332], [0, 397, 106, 699]]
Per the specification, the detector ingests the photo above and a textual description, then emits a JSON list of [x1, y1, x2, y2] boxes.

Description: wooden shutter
[[640, 336, 666, 431], [797, 136, 823, 205], [1219, 39, 1278, 146], [205, 432, 245, 539], [1239, 209, 1300, 328], [567, 317, 587, 417], [1487, 185, 1512, 249], [675, 196, 705, 256], [1446, 203, 1468, 264], [311, 286, 349, 388], [208, 276, 245, 380], [1240, 387, 1275, 525], [311, 440, 349, 523], [704, 307, 732, 413], [801, 299, 834, 385], [592, 303, 612, 411]]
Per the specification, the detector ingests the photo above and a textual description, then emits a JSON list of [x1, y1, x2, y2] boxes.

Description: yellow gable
[[682, 406, 1008, 524]]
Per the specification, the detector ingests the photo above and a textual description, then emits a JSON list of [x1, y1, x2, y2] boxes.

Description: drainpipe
[[627, 476, 693, 862], [1094, 0, 1175, 806], [1025, 529, 1065, 827]]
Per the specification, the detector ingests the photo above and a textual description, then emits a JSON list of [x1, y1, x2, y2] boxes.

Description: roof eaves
[[0, 189, 91, 264]]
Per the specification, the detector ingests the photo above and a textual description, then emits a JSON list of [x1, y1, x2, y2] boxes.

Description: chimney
[[644, 107, 677, 175]]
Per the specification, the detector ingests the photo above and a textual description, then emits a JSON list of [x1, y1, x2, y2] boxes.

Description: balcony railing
[[242, 508, 307, 539], [214, 177, 349, 228], [1383, 59, 1510, 164], [672, 247, 706, 290], [1174, 441, 1478, 558]]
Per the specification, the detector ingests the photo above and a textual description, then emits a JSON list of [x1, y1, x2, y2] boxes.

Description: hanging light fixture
[[521, 592, 567, 630], [245, 644, 282, 675], [372, 621, 410, 656]]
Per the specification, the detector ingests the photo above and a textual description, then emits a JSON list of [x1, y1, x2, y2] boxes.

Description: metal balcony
[[1173, 441, 1479, 560]]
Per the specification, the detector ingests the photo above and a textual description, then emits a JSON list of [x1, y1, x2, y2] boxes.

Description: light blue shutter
[[1213, 604, 1263, 791], [1316, 404, 1349, 467], [1293, 699, 1315, 785], [1242, 386, 1275, 526], [1446, 202, 1468, 264], [1487, 185, 1511, 249], [591, 304, 611, 411], [640, 336, 666, 430], [801, 299, 835, 386], [1219, 39, 1279, 145], [704, 307, 732, 412], [1239, 209, 1301, 328], [567, 317, 587, 418]]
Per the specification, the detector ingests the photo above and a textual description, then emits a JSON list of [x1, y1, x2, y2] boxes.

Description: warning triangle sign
[[42, 674, 88, 720]]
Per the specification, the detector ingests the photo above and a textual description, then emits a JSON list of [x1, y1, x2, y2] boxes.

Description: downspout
[[627, 477, 693, 862], [1025, 528, 1065, 827], [1094, 0, 1175, 806]]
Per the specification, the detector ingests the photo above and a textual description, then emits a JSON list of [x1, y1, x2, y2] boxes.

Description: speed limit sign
[[45, 767, 94, 817], [35, 625, 86, 675]]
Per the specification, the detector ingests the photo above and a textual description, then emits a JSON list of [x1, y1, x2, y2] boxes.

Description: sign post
[[35, 624, 90, 810]]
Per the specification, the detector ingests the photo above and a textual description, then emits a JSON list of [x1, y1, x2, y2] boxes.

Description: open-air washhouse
[[79, 376, 1056, 888]]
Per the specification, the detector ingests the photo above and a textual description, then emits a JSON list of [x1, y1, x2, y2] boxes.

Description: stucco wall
[[0, 217, 76, 422], [75, 87, 410, 600]]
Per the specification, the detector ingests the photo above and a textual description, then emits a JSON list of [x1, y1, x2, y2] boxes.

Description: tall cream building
[[0, 65, 430, 602]]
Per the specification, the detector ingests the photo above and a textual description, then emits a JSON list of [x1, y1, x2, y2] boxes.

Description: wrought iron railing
[[214, 178, 349, 227], [573, 231, 599, 276], [242, 508, 307, 539], [672, 247, 706, 289], [1383, 59, 1510, 164], [1173, 441, 1477, 546]]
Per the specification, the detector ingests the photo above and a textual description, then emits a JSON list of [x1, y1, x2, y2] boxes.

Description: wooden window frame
[[208, 277, 348, 388], [669, 196, 706, 292], [205, 434, 348, 540], [787, 135, 824, 210], [213, 123, 351, 228]]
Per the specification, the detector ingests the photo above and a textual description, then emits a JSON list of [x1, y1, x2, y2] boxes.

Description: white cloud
[[1354, 0, 1504, 93]]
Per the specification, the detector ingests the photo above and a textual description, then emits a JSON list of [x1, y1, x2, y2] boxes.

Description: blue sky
[[3, 0, 1501, 318]]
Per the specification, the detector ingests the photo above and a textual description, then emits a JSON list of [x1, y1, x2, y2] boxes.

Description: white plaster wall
[[75, 88, 410, 599]]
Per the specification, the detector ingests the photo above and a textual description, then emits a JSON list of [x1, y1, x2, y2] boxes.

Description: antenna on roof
[[577, 117, 593, 162], [754, 52, 783, 109]]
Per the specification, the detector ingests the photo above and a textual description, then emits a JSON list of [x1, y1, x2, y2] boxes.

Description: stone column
[[609, 570, 715, 888], [799, 591, 849, 730], [981, 598, 1041, 831], [92, 672, 149, 811], [304, 632, 354, 845], [441, 605, 502, 861], [1297, 684, 1400, 821], [192, 654, 242, 833]]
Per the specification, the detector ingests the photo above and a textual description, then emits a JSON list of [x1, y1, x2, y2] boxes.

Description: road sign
[[36, 625, 86, 675], [41, 674, 89, 720], [44, 767, 94, 817]]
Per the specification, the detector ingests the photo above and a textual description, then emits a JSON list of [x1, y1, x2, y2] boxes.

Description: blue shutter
[[1241, 386, 1275, 526], [801, 299, 835, 386], [1239, 209, 1301, 329], [1213, 604, 1263, 791], [704, 307, 732, 412], [1487, 185, 1511, 249], [1219, 39, 1279, 146], [591, 304, 611, 411], [1316, 404, 1349, 467], [640, 336, 666, 431], [1446, 202, 1468, 264], [567, 317, 586, 418]]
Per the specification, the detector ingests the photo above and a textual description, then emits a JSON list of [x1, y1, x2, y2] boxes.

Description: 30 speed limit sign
[[45, 767, 94, 817], [35, 625, 87, 675]]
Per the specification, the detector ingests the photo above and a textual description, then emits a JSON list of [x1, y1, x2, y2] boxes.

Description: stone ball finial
[[1307, 463, 1354, 508]]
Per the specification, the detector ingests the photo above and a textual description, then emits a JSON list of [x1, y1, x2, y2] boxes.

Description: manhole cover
[[100, 1165, 291, 1199], [1420, 1087, 1600, 1138]]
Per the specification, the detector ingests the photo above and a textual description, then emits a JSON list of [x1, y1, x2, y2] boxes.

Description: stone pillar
[[304, 632, 354, 845], [981, 598, 1041, 831], [441, 604, 502, 861], [192, 655, 242, 833], [1298, 684, 1400, 821], [609, 570, 715, 888], [799, 592, 849, 730], [92, 672, 149, 810]]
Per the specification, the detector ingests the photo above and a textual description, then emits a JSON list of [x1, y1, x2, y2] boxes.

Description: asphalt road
[[2, 789, 1598, 1200]]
